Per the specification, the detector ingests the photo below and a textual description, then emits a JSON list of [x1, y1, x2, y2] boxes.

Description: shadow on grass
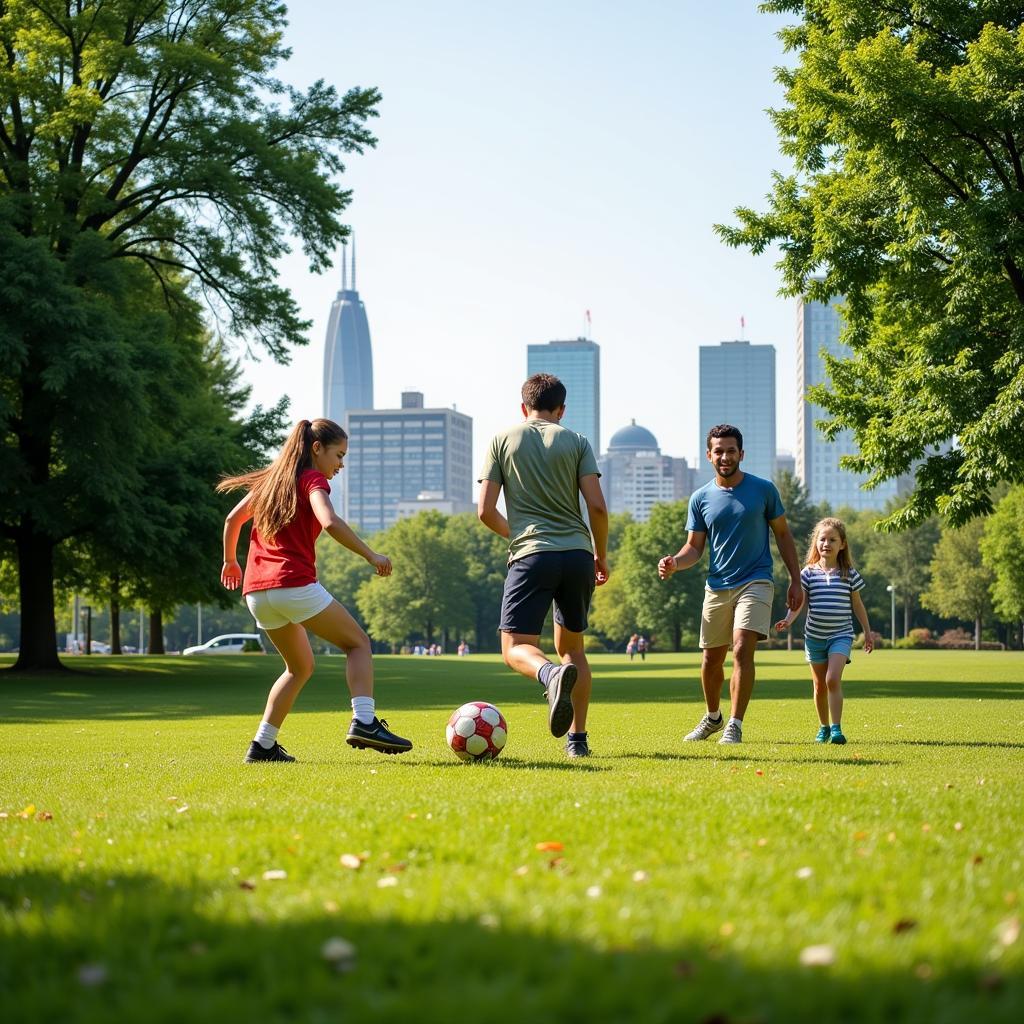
[[0, 869, 1019, 1024], [411, 756, 607, 772], [604, 752, 902, 767], [1, 656, 1021, 726]]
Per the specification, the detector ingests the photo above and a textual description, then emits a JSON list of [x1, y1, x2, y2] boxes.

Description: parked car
[[182, 633, 265, 656]]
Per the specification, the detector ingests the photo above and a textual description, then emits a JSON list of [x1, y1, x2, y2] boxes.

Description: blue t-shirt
[[686, 474, 785, 589]]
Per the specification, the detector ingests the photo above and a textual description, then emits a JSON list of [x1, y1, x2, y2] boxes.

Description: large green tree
[[719, 2, 1024, 530], [356, 512, 472, 649], [618, 502, 704, 651], [443, 513, 507, 653], [1, 0, 378, 669], [980, 487, 1024, 641], [922, 518, 995, 649]]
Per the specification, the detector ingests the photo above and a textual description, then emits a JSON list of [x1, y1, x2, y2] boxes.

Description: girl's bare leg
[[262, 623, 316, 727], [810, 660, 829, 725], [302, 600, 373, 698], [825, 653, 846, 725]]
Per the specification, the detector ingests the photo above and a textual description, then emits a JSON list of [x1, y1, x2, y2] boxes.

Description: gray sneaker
[[719, 720, 743, 744], [683, 712, 725, 741]]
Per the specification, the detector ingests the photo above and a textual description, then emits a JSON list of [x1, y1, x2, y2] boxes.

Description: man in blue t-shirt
[[658, 424, 801, 744]]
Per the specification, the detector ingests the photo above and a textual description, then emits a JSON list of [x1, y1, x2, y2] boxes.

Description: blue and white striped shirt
[[801, 565, 864, 640]]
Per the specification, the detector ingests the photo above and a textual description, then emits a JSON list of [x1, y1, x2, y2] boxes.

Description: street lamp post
[[886, 585, 896, 649]]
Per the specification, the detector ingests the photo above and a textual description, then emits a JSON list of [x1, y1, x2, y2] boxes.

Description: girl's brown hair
[[218, 419, 347, 540], [803, 516, 854, 578]]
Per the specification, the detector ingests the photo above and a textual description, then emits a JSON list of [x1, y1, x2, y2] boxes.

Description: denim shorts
[[804, 634, 853, 664], [245, 583, 334, 630]]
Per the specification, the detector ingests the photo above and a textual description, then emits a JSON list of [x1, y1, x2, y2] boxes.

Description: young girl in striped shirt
[[775, 517, 873, 744]]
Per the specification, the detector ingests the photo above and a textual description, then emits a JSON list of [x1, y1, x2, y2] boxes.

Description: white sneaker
[[719, 720, 743, 744], [683, 713, 725, 741]]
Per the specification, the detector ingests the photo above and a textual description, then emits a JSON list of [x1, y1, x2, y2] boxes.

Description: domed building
[[599, 420, 695, 522]]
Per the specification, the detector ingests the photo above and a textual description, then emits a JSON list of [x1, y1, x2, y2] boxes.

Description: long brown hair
[[218, 419, 347, 539], [803, 516, 854, 578]]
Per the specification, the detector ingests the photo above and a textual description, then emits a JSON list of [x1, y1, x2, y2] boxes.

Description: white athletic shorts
[[245, 583, 334, 630]]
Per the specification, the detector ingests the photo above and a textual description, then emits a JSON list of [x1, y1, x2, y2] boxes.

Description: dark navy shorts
[[499, 549, 596, 636]]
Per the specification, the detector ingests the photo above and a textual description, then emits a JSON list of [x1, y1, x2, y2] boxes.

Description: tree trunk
[[110, 597, 121, 655], [974, 616, 981, 652], [903, 599, 910, 638], [12, 529, 63, 671], [441, 627, 449, 653], [149, 609, 165, 655], [110, 571, 122, 655]]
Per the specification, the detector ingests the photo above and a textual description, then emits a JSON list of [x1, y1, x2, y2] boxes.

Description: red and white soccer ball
[[446, 701, 508, 762]]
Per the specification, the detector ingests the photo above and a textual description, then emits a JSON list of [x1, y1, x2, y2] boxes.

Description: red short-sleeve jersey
[[243, 469, 330, 594]]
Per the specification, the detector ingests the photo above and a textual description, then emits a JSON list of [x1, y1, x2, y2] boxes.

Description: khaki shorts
[[700, 580, 775, 648]]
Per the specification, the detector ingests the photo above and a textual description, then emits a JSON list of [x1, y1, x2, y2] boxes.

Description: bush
[[854, 631, 885, 650], [895, 628, 937, 649], [936, 627, 1003, 650], [242, 639, 263, 653]]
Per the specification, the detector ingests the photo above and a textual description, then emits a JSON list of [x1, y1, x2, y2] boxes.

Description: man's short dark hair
[[706, 424, 743, 451], [522, 373, 566, 412]]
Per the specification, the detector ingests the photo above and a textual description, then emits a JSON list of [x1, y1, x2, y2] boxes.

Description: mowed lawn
[[1, 650, 1022, 1023]]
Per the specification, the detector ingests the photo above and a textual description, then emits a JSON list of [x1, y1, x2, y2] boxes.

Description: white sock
[[707, 709, 722, 721], [351, 696, 375, 725], [254, 721, 279, 749], [728, 716, 743, 729]]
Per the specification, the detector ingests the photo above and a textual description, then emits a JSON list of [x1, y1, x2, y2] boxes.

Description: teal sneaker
[[830, 725, 847, 745], [815, 725, 831, 744]]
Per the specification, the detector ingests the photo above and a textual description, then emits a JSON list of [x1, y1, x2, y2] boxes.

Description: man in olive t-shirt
[[477, 373, 609, 758]]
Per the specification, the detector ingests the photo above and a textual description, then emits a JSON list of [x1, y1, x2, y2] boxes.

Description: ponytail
[[218, 418, 347, 539]]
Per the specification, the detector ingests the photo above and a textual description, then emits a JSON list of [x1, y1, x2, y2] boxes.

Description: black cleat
[[245, 741, 296, 763], [546, 663, 577, 738], [346, 717, 413, 755], [566, 736, 591, 758]]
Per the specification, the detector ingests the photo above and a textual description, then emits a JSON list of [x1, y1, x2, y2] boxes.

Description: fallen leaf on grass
[[972, 855, 984, 865], [719, 922, 735, 937], [914, 963, 933, 981], [755, 769, 764, 776], [921, 823, 931, 833], [586, 885, 602, 899], [892, 919, 918, 934], [796, 867, 814, 880], [262, 869, 287, 881], [77, 964, 108, 987], [175, 805, 190, 814], [513, 865, 529, 877], [799, 944, 835, 966], [35, 811, 53, 822], [632, 870, 649, 883], [18, 804, 36, 819], [756, 837, 768, 847], [978, 973, 1004, 992], [995, 917, 1020, 947], [376, 876, 398, 888], [535, 841, 563, 852], [238, 880, 256, 891], [339, 854, 362, 870], [321, 937, 356, 973], [954, 822, 964, 832]]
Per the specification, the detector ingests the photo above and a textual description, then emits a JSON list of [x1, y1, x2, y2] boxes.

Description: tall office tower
[[526, 338, 600, 453], [776, 450, 796, 478], [796, 296, 900, 510], [599, 421, 695, 523], [698, 341, 776, 482], [344, 392, 473, 535]]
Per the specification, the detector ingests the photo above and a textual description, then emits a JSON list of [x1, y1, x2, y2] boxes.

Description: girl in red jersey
[[218, 418, 412, 762]]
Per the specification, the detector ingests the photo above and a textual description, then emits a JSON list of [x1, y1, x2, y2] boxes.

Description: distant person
[[658, 424, 801, 744], [219, 418, 412, 762], [775, 517, 873, 744], [478, 373, 609, 757], [627, 634, 637, 661], [636, 635, 647, 661]]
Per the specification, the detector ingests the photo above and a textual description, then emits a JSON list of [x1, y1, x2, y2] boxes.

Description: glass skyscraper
[[323, 242, 373, 511], [344, 392, 473, 535], [796, 296, 899, 510], [698, 341, 776, 482], [526, 338, 600, 453]]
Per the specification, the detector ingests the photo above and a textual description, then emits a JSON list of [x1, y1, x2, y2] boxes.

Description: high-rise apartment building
[[698, 341, 776, 481], [796, 296, 900, 510], [599, 421, 695, 522], [526, 338, 600, 453], [323, 241, 373, 511], [343, 392, 473, 535]]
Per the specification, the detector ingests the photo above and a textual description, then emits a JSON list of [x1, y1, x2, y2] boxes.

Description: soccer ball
[[446, 702, 508, 762]]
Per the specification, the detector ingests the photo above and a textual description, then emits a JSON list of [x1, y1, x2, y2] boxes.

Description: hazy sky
[[240, 0, 796, 483]]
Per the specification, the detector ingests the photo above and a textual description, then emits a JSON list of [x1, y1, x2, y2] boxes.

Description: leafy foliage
[[719, 2, 1024, 528], [981, 486, 1024, 622]]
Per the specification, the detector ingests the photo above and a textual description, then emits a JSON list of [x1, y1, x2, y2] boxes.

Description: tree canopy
[[718, 2, 1024, 530], [1, 0, 378, 668]]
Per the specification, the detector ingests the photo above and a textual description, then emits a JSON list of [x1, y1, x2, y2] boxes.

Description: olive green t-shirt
[[479, 419, 600, 563]]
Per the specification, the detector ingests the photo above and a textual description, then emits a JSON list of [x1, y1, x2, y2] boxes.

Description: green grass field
[[2, 650, 1022, 1023]]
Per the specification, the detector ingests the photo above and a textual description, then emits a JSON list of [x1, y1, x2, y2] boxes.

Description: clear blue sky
[[242, 0, 796, 482]]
